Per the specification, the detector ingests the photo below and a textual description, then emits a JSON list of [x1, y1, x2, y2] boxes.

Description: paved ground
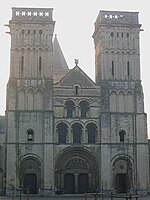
[[0, 194, 150, 200]]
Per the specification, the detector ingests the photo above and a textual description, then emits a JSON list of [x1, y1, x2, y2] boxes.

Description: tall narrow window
[[112, 60, 114, 76], [127, 61, 130, 77], [65, 101, 75, 118], [27, 129, 34, 142], [87, 123, 97, 144], [20, 56, 24, 76], [79, 101, 89, 118], [39, 57, 42, 71], [119, 130, 126, 142], [72, 123, 82, 143], [57, 123, 67, 144], [75, 86, 79, 95]]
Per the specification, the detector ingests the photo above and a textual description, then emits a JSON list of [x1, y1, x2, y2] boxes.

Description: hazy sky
[[0, 0, 149, 136]]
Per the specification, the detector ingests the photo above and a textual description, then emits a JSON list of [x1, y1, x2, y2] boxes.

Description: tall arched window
[[57, 123, 68, 144], [110, 91, 117, 112], [18, 88, 25, 110], [27, 89, 34, 110], [118, 91, 125, 112], [19, 55, 24, 77], [72, 123, 82, 143], [27, 129, 34, 142], [79, 101, 89, 118], [86, 123, 97, 144], [119, 130, 126, 142], [65, 101, 75, 118]]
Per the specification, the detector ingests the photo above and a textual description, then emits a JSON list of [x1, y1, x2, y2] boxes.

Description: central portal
[[55, 147, 99, 194], [78, 173, 89, 193], [64, 173, 89, 194], [64, 174, 75, 194]]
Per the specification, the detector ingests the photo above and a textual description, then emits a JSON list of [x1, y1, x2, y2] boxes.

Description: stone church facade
[[0, 7, 149, 196]]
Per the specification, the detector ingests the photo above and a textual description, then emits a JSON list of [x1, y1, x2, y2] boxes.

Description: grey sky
[[0, 0, 149, 136]]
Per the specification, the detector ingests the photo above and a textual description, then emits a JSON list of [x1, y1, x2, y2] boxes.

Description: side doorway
[[24, 173, 37, 194], [116, 173, 127, 194]]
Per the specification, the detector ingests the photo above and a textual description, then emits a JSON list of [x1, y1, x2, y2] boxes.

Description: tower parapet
[[93, 10, 142, 82], [8, 7, 55, 79], [11, 7, 53, 22], [94, 10, 141, 30]]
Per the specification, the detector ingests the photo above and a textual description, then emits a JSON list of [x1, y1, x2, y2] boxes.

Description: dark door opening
[[64, 173, 75, 194], [78, 173, 89, 193], [24, 173, 37, 194], [116, 173, 127, 193]]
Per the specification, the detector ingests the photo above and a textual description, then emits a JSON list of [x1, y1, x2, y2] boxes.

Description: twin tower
[[4, 7, 149, 195]]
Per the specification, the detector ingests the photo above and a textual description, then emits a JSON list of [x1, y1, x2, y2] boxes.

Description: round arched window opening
[[27, 129, 34, 142], [110, 32, 114, 37], [119, 130, 126, 142]]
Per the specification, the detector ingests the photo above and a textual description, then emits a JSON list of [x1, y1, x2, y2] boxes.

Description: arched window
[[112, 60, 114, 76], [72, 123, 82, 143], [19, 56, 24, 77], [18, 88, 25, 110], [65, 101, 75, 118], [127, 61, 130, 77], [39, 57, 42, 71], [119, 130, 126, 142], [27, 89, 34, 110], [75, 86, 79, 95], [126, 91, 134, 112], [110, 91, 117, 112], [118, 91, 125, 112], [87, 123, 97, 144], [57, 123, 68, 144], [79, 101, 89, 118], [27, 129, 34, 142]]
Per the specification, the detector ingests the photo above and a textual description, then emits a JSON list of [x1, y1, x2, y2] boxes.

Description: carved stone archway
[[112, 156, 133, 194], [55, 146, 99, 194], [21, 155, 41, 194]]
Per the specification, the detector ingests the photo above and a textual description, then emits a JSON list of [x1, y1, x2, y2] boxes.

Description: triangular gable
[[55, 65, 97, 88]]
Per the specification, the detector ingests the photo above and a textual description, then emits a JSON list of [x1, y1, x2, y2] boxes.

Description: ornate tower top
[[8, 7, 55, 79], [94, 10, 141, 28], [93, 10, 142, 83], [11, 7, 53, 22]]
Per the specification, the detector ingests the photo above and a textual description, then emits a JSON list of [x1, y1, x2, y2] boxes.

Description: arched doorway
[[24, 173, 37, 194], [78, 173, 89, 193], [64, 173, 75, 194], [112, 156, 133, 194], [55, 147, 99, 194], [21, 156, 41, 194]]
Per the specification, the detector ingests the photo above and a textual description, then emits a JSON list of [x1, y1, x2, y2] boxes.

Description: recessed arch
[[55, 146, 99, 194], [86, 123, 97, 144], [118, 91, 125, 112], [119, 129, 126, 142], [111, 155, 133, 194], [21, 155, 41, 194], [79, 100, 89, 118], [110, 91, 117, 112], [65, 100, 75, 118], [56, 122, 68, 144], [26, 129, 34, 142], [72, 123, 83, 143]]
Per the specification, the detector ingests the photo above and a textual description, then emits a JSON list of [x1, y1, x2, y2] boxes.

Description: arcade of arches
[[19, 152, 133, 194]]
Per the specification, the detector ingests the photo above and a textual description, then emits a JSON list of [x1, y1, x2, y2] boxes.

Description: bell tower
[[6, 8, 55, 194], [93, 10, 141, 83], [93, 11, 149, 193], [9, 7, 54, 79]]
